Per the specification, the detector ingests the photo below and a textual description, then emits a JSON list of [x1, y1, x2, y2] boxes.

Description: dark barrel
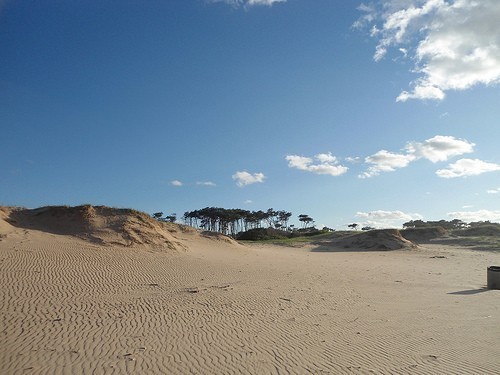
[[487, 266, 500, 290]]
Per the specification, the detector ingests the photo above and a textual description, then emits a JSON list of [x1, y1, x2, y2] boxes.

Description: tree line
[[174, 207, 314, 237]]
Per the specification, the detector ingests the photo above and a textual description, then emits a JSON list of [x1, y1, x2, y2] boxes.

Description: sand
[[1, 207, 499, 374]]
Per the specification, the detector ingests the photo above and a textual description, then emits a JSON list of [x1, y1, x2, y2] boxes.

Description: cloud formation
[[356, 210, 423, 228], [360, 135, 475, 178], [286, 136, 495, 180], [196, 181, 216, 186], [436, 159, 500, 178], [232, 171, 266, 187], [247, 0, 285, 5], [407, 135, 475, 163], [360, 150, 415, 178], [170, 180, 183, 186], [286, 152, 348, 177], [356, 0, 500, 101], [447, 209, 500, 223], [487, 187, 500, 194], [208, 0, 285, 7]]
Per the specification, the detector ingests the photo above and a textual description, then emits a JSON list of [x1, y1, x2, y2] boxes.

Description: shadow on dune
[[7, 205, 116, 237]]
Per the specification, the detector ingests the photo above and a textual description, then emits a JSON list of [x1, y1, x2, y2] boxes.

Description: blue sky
[[1, 0, 499, 229]]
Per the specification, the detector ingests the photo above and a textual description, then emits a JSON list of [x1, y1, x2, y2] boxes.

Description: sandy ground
[[1, 219, 499, 374]]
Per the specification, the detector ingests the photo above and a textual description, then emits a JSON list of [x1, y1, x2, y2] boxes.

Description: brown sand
[[1, 207, 499, 374]]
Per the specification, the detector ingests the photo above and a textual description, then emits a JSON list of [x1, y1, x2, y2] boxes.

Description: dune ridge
[[1, 205, 196, 250]]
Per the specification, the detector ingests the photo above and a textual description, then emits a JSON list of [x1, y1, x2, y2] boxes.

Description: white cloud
[[352, 3, 377, 29], [360, 135, 476, 178], [356, 210, 423, 228], [232, 171, 266, 187], [286, 136, 490, 180], [447, 209, 500, 223], [315, 152, 337, 164], [357, 0, 500, 101], [360, 150, 415, 178], [247, 0, 285, 5], [286, 155, 312, 170], [196, 181, 216, 186], [397, 85, 445, 102], [286, 152, 348, 177], [436, 158, 500, 178], [487, 187, 500, 194], [407, 135, 475, 163], [170, 180, 183, 187], [345, 156, 362, 163], [208, 0, 285, 7]]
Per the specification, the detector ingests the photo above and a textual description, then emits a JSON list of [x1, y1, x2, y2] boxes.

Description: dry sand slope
[[1, 206, 499, 374]]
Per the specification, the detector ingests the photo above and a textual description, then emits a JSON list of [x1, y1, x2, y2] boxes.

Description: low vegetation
[[235, 227, 333, 241]]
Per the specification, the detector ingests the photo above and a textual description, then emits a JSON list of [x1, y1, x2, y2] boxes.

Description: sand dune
[[1, 206, 499, 374], [401, 227, 448, 243], [310, 229, 417, 251], [2, 205, 194, 250]]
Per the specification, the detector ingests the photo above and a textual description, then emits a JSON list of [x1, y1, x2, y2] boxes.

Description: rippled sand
[[1, 222, 499, 374]]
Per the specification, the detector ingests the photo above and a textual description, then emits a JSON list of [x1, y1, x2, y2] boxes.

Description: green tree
[[165, 213, 176, 223], [298, 214, 314, 229], [152, 212, 163, 220]]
